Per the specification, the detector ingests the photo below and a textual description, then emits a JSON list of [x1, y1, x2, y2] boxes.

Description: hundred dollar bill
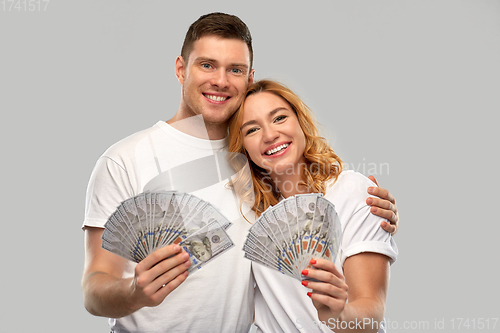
[[245, 222, 295, 275], [157, 192, 187, 246], [180, 220, 234, 273], [261, 210, 296, 271], [302, 196, 328, 264], [322, 202, 342, 262], [147, 191, 176, 250], [242, 193, 343, 281], [101, 191, 235, 270], [244, 242, 297, 278], [296, 193, 320, 265], [282, 196, 301, 268], [166, 194, 204, 243], [103, 214, 142, 261]]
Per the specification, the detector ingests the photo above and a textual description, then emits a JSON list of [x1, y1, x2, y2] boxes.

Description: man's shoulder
[[102, 122, 163, 158]]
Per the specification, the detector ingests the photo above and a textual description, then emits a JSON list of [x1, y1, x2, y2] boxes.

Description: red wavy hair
[[228, 80, 343, 216]]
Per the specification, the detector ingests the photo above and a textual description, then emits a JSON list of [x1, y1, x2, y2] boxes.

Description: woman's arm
[[305, 252, 390, 333]]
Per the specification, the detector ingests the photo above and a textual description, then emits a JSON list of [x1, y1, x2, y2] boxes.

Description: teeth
[[205, 94, 228, 102], [265, 143, 290, 155]]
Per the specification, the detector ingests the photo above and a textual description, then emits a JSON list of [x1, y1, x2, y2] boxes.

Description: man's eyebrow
[[195, 57, 249, 69], [240, 107, 288, 129], [232, 63, 250, 69], [195, 56, 216, 63]]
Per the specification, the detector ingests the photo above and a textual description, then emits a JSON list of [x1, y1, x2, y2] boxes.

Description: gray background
[[1, 0, 499, 332]]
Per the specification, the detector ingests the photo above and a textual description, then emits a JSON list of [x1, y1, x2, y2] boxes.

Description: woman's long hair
[[228, 80, 343, 216]]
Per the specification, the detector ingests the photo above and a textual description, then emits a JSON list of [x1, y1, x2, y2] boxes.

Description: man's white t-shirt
[[252, 171, 398, 333], [83, 121, 255, 333]]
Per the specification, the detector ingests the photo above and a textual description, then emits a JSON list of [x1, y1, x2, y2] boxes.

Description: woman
[[228, 80, 398, 332]]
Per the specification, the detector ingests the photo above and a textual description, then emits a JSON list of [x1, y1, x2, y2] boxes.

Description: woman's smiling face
[[240, 91, 306, 178]]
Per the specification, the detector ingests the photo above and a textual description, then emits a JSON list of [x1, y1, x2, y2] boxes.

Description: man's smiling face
[[176, 35, 254, 130]]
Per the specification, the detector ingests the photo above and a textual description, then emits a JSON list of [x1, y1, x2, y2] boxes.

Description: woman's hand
[[301, 258, 348, 320]]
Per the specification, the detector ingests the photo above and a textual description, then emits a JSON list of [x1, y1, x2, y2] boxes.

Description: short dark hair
[[181, 12, 253, 69]]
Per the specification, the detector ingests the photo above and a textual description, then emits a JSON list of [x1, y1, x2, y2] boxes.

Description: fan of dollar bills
[[243, 193, 342, 280], [101, 191, 234, 273]]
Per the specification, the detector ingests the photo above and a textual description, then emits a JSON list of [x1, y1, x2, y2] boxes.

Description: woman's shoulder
[[328, 170, 376, 190], [325, 170, 376, 205]]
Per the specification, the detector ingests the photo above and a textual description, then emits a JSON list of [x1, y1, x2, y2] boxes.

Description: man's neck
[[166, 114, 228, 140]]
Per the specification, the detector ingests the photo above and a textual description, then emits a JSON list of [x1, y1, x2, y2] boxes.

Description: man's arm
[[366, 175, 399, 235], [82, 227, 191, 318]]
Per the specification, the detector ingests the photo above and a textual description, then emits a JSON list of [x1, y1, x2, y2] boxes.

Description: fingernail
[[301, 280, 309, 287], [173, 245, 181, 251], [310, 259, 317, 265], [368, 187, 374, 194], [301, 270, 309, 276], [182, 252, 190, 260], [184, 260, 191, 267], [307, 292, 312, 298], [366, 197, 373, 205]]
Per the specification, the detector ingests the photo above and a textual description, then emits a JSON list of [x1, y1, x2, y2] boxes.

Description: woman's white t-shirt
[[252, 171, 398, 333]]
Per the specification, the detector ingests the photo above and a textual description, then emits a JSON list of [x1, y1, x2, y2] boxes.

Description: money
[[101, 191, 233, 274], [180, 220, 234, 272], [243, 193, 342, 281]]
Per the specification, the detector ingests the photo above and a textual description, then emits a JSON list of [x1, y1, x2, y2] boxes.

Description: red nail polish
[[307, 292, 312, 298], [301, 280, 308, 287], [310, 259, 317, 265], [301, 270, 308, 276]]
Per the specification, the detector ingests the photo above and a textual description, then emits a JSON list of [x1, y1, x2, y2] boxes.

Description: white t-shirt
[[252, 171, 398, 333], [83, 121, 255, 333]]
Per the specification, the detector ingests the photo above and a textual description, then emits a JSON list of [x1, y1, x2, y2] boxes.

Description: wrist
[[124, 277, 143, 314]]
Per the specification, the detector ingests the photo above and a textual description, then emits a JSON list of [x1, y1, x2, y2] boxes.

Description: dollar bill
[[101, 191, 234, 274], [242, 193, 342, 281], [180, 220, 234, 273]]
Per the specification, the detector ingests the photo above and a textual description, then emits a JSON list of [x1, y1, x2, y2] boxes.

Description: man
[[82, 12, 399, 332]]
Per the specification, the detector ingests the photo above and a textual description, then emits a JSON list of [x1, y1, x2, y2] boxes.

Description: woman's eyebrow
[[241, 107, 288, 129], [241, 119, 258, 129]]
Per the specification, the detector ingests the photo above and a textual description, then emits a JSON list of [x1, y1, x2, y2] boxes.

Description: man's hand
[[129, 245, 191, 310], [82, 227, 191, 318], [366, 175, 399, 236]]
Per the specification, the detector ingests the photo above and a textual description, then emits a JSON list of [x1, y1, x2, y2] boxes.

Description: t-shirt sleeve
[[340, 206, 398, 267], [337, 174, 398, 267], [82, 156, 135, 229]]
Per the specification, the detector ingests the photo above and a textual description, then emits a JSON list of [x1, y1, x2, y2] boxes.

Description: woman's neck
[[272, 172, 310, 199]]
